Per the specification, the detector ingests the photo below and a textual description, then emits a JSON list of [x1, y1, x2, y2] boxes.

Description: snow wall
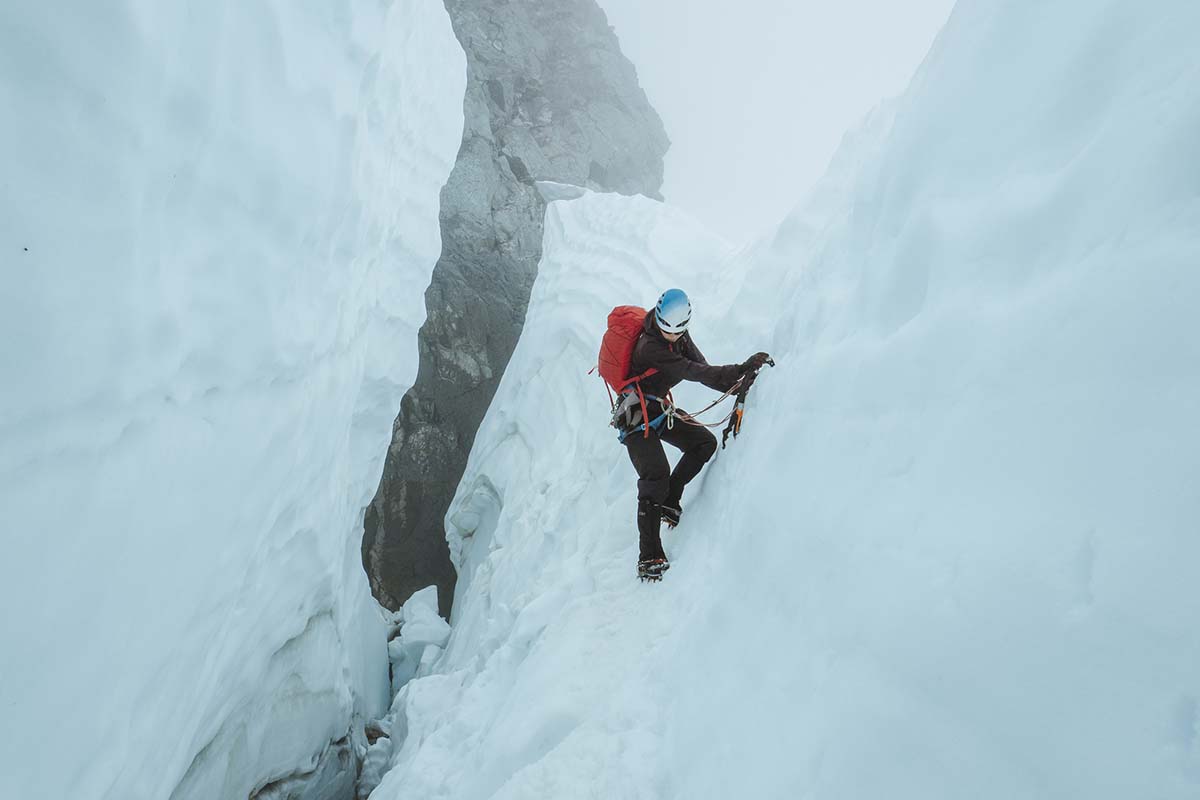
[[374, 1, 1200, 797], [0, 1, 464, 798]]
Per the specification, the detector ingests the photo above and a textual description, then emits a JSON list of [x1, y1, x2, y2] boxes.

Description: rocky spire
[[363, 0, 669, 614]]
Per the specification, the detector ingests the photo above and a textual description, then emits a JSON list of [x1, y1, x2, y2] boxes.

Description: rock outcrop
[[363, 0, 668, 614]]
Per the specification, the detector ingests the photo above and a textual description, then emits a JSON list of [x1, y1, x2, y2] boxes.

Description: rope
[[657, 374, 746, 430], [610, 374, 750, 440]]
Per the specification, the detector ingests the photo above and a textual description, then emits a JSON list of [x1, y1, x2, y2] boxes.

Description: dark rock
[[505, 153, 532, 183], [363, 0, 668, 615], [364, 720, 389, 746]]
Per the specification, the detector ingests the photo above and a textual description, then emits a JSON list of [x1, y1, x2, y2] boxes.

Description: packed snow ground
[[373, 0, 1200, 797], [0, 1, 463, 797]]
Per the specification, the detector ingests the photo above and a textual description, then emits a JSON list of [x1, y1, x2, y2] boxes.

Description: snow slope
[[372, 0, 1200, 797], [0, 1, 464, 798]]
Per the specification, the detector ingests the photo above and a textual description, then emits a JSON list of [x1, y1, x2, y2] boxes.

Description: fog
[[598, 0, 956, 241]]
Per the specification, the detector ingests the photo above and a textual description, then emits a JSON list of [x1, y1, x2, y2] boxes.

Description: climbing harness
[[614, 392, 670, 443], [610, 370, 763, 444]]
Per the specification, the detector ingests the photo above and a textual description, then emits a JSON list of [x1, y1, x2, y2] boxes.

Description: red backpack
[[597, 306, 659, 438]]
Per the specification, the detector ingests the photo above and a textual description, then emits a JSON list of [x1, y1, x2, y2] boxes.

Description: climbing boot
[[637, 558, 670, 582]]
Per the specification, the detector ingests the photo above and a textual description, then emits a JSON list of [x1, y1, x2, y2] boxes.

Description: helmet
[[655, 288, 692, 334]]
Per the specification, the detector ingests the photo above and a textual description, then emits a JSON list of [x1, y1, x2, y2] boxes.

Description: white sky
[[597, 0, 956, 241]]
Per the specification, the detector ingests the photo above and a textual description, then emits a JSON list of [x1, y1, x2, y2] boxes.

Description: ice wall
[[0, 1, 464, 798], [371, 0, 1200, 797]]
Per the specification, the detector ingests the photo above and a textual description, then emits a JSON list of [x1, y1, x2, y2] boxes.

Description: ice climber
[[598, 289, 771, 581]]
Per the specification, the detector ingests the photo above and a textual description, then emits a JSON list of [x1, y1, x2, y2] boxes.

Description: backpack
[[597, 306, 659, 439]]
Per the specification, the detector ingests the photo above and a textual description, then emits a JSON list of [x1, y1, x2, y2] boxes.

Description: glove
[[741, 352, 772, 373]]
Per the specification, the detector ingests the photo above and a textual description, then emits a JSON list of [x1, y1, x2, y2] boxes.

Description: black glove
[[741, 352, 772, 373]]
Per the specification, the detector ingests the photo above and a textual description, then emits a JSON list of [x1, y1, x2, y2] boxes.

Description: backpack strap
[[616, 367, 658, 390], [594, 366, 658, 410], [636, 383, 651, 439], [621, 369, 658, 439], [599, 367, 663, 441]]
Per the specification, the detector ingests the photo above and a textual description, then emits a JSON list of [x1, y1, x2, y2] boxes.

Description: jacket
[[628, 312, 743, 402]]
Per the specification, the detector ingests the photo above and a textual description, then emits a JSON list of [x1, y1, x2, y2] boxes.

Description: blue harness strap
[[617, 394, 667, 444]]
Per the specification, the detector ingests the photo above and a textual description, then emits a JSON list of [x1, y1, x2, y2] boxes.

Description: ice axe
[[722, 356, 775, 448]]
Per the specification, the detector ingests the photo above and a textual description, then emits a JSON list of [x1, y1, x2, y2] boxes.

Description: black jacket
[[628, 312, 743, 401]]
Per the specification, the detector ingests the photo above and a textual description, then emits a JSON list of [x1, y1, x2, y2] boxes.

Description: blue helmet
[[655, 288, 692, 334]]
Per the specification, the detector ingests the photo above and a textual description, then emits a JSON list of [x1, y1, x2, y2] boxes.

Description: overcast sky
[[597, 0, 956, 241]]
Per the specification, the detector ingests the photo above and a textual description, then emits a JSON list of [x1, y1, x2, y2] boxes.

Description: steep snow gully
[[376, 1, 1200, 798], [2, 0, 1199, 799]]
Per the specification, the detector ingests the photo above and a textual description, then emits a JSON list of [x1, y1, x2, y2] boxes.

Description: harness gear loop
[[662, 392, 677, 430]]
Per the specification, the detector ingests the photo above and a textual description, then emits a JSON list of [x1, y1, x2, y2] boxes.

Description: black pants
[[625, 419, 718, 561]]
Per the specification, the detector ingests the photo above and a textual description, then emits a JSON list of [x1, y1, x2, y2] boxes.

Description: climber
[[603, 289, 770, 581]]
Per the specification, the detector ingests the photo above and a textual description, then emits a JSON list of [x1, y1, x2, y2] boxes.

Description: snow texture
[[0, 1, 464, 798], [387, 586, 452, 696], [373, 1, 1200, 797]]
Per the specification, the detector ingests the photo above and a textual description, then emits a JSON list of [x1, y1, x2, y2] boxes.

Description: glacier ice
[[0, 0, 464, 797], [370, 1, 1200, 798]]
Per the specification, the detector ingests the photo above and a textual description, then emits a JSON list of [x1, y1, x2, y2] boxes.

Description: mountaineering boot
[[637, 498, 666, 560], [660, 502, 682, 529], [636, 498, 668, 580], [637, 558, 670, 582]]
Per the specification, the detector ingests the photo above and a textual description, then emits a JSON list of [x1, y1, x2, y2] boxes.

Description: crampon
[[637, 558, 670, 582]]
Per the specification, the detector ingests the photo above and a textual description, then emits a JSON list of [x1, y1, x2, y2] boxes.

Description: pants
[[624, 419, 718, 561]]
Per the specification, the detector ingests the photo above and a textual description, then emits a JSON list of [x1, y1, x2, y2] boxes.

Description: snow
[[387, 586, 452, 696], [371, 1, 1200, 798], [0, 1, 464, 798]]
